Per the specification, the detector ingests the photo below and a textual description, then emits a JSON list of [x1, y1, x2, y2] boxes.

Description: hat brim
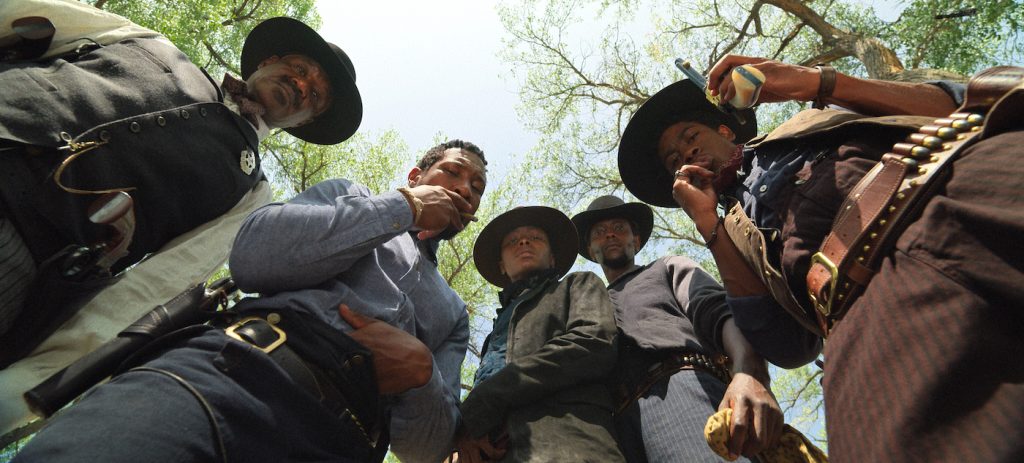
[[242, 17, 362, 145], [474, 207, 579, 288], [571, 202, 653, 262], [618, 79, 757, 208]]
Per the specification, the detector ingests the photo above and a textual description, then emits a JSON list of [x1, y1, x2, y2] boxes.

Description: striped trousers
[[616, 369, 756, 463]]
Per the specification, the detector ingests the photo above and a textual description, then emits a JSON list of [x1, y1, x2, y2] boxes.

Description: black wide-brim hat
[[618, 79, 757, 208], [473, 206, 579, 288], [242, 17, 362, 145], [570, 195, 653, 262]]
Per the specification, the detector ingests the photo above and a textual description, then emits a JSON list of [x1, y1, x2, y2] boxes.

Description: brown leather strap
[[812, 65, 836, 109], [806, 66, 1024, 335], [614, 352, 731, 415]]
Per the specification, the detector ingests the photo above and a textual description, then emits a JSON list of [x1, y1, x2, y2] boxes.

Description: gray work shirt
[[608, 256, 732, 360]]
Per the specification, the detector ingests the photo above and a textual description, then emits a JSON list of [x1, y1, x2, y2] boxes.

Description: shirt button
[[392, 222, 401, 230], [758, 185, 768, 193], [129, 121, 141, 133], [156, 116, 166, 127], [180, 109, 191, 119]]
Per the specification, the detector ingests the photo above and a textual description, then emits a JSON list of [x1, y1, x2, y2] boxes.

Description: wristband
[[813, 64, 836, 109], [397, 187, 423, 225], [704, 216, 725, 248]]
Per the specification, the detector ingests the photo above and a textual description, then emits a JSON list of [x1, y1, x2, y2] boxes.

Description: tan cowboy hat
[[242, 17, 362, 145], [570, 195, 654, 262], [617, 79, 757, 208], [473, 206, 579, 288]]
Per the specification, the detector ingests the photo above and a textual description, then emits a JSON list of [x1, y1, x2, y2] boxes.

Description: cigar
[[460, 212, 479, 222]]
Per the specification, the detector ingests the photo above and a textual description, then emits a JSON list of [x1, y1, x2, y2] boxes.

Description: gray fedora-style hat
[[242, 17, 362, 145], [473, 206, 579, 288], [617, 79, 757, 208], [570, 195, 654, 262]]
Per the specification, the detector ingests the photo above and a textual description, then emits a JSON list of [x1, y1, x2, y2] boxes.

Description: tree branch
[[203, 41, 237, 73]]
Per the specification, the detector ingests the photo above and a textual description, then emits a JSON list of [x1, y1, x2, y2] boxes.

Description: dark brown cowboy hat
[[242, 17, 362, 145], [473, 206, 579, 288], [617, 79, 757, 208], [570, 195, 653, 262]]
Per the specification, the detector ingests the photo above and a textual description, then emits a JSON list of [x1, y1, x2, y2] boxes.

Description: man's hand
[[718, 372, 783, 459], [405, 185, 474, 240], [707, 54, 820, 106], [338, 304, 433, 395], [706, 53, 957, 117], [672, 165, 721, 241], [453, 427, 508, 463]]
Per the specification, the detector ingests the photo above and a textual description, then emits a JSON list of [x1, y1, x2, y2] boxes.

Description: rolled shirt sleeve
[[727, 293, 822, 368]]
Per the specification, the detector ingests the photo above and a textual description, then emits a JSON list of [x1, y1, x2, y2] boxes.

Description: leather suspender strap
[[806, 66, 1024, 336]]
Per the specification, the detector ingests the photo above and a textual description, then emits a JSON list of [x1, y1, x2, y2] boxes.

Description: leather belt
[[223, 314, 377, 446], [615, 351, 731, 415], [806, 66, 1024, 336]]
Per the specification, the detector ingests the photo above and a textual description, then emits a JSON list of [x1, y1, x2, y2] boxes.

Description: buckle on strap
[[808, 252, 839, 317], [224, 315, 287, 354]]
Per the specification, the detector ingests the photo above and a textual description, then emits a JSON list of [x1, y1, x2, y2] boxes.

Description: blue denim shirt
[[475, 304, 514, 386], [724, 140, 831, 368], [229, 179, 468, 463]]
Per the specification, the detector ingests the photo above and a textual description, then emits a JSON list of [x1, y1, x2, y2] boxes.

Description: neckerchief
[[712, 144, 746, 192], [220, 73, 267, 128], [498, 268, 559, 307]]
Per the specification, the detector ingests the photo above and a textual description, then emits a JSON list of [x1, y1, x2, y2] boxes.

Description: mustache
[[277, 76, 302, 108]]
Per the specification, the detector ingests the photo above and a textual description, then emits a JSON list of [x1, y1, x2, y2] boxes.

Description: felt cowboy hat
[[473, 206, 579, 288], [570, 195, 654, 262], [617, 79, 757, 208], [241, 17, 362, 145]]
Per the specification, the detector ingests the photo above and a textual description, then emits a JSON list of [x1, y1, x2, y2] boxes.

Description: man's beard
[[593, 246, 633, 269], [601, 253, 632, 269]]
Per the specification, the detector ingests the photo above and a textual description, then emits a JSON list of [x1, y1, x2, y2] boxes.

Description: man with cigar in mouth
[[226, 139, 488, 462]]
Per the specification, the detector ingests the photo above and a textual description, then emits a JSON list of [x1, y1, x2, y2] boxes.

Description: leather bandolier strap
[[807, 66, 1024, 336]]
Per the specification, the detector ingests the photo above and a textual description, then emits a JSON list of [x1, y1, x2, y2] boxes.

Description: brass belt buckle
[[808, 252, 839, 317], [224, 316, 287, 354]]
